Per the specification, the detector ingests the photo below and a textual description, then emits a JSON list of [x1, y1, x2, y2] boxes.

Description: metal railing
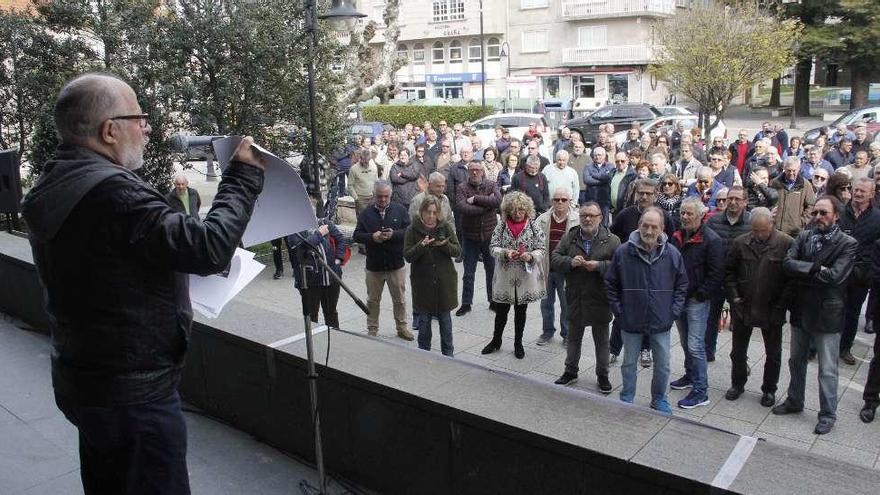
[[562, 45, 656, 65], [561, 0, 676, 19]]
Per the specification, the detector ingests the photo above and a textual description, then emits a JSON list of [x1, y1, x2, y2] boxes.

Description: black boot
[[514, 325, 525, 359], [481, 318, 505, 355]]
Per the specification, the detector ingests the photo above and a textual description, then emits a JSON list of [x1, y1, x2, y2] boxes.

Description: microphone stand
[[294, 231, 367, 495]]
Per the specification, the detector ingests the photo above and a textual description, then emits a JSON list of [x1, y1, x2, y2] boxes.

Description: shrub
[[361, 105, 494, 128]]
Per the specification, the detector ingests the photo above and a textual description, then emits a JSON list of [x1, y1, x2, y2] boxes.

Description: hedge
[[361, 105, 494, 128]]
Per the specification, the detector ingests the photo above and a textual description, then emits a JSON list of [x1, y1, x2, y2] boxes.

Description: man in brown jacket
[[455, 160, 502, 316], [770, 157, 815, 236], [724, 207, 793, 407]]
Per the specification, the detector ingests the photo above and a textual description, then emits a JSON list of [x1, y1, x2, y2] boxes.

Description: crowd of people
[[269, 116, 880, 436]]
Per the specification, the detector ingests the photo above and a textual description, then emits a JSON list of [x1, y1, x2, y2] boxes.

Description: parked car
[[613, 115, 727, 147], [657, 106, 696, 116], [566, 103, 662, 145], [802, 105, 880, 144], [348, 121, 388, 142], [471, 112, 550, 144]]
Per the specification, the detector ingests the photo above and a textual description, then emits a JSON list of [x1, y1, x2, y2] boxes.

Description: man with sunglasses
[[774, 196, 857, 435], [21, 73, 265, 494], [536, 188, 580, 345], [810, 168, 830, 195]]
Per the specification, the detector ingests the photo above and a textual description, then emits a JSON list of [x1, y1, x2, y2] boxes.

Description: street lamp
[[500, 41, 510, 112], [302, 4, 364, 495], [305, 0, 366, 216]]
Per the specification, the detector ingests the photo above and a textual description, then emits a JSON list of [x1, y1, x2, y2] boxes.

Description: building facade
[[506, 0, 682, 107], [361, 0, 508, 102]]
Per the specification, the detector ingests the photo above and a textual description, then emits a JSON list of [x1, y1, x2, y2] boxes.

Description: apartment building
[[360, 0, 508, 101], [506, 0, 684, 107]]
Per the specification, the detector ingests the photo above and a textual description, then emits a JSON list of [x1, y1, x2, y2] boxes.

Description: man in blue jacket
[[353, 180, 413, 340], [669, 197, 724, 409], [606, 207, 689, 413]]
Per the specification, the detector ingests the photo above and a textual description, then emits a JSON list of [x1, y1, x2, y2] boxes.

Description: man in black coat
[[838, 178, 880, 365], [353, 180, 413, 340], [861, 239, 880, 423], [773, 195, 858, 435], [165, 174, 202, 217], [20, 73, 265, 494], [511, 155, 550, 214]]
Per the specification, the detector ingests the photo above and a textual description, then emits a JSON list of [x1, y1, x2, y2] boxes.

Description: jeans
[[565, 321, 610, 377], [864, 329, 880, 407], [56, 391, 190, 495], [620, 330, 671, 405], [676, 298, 710, 395], [841, 284, 869, 353], [365, 267, 408, 333], [540, 271, 568, 338], [729, 316, 782, 394], [417, 311, 454, 356], [705, 290, 726, 359], [462, 238, 495, 306], [786, 326, 840, 422], [610, 317, 649, 356]]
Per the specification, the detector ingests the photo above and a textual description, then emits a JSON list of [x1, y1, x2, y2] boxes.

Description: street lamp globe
[[320, 0, 366, 31]]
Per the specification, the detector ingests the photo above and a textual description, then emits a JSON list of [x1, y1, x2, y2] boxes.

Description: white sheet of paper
[[189, 248, 265, 318], [212, 136, 317, 247]]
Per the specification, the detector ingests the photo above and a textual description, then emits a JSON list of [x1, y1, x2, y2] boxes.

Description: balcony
[[561, 0, 676, 20], [562, 45, 657, 66]]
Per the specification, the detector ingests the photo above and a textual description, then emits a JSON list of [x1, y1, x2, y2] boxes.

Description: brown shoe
[[397, 328, 415, 341], [840, 350, 856, 366]]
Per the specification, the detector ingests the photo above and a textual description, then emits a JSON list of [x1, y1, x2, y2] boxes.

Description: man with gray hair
[[769, 156, 815, 236], [409, 172, 454, 222], [542, 149, 580, 204], [535, 187, 579, 345], [511, 154, 550, 214], [21, 73, 266, 493], [668, 197, 723, 409], [353, 180, 414, 340], [724, 207, 794, 406]]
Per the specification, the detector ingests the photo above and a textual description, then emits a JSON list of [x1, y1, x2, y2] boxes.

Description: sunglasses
[[615, 160, 627, 164], [552, 198, 570, 203], [662, 182, 676, 186], [840, 185, 852, 190], [717, 198, 728, 203], [811, 209, 832, 217], [813, 176, 828, 181]]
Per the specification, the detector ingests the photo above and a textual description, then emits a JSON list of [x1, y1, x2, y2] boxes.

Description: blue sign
[[426, 72, 484, 84]]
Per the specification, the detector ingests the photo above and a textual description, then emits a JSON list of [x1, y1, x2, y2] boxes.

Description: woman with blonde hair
[[481, 191, 546, 359]]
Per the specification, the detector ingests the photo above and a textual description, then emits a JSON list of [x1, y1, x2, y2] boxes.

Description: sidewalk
[[0, 314, 362, 495]]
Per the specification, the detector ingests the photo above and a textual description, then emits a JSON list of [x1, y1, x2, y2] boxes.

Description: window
[[521, 31, 548, 53], [487, 37, 501, 60], [577, 26, 607, 48], [449, 40, 462, 63], [432, 41, 445, 63], [397, 43, 408, 62], [520, 0, 548, 8], [541, 76, 560, 98], [576, 76, 596, 98], [432, 0, 465, 22], [433, 83, 463, 99], [413, 43, 425, 64], [468, 39, 481, 63]]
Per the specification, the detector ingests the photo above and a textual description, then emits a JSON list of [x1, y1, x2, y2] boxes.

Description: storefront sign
[[426, 72, 484, 84]]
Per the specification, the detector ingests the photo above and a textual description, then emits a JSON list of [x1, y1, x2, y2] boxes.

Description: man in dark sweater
[[511, 155, 550, 213], [353, 180, 413, 340]]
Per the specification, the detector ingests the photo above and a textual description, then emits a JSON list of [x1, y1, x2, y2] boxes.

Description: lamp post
[[790, 40, 800, 130], [303, 3, 364, 494], [500, 41, 510, 112], [479, 0, 485, 108]]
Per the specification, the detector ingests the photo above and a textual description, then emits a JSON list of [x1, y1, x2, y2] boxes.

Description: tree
[[0, 6, 91, 163], [37, 0, 183, 191], [650, 4, 800, 136], [340, 0, 405, 106]]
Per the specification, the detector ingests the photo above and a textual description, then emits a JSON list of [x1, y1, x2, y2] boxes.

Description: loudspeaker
[[0, 148, 22, 214]]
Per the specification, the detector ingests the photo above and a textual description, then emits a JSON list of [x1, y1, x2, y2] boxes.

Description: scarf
[[656, 192, 682, 213], [810, 224, 839, 254], [506, 217, 528, 239]]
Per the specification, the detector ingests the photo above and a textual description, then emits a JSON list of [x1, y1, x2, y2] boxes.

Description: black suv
[[567, 103, 662, 145]]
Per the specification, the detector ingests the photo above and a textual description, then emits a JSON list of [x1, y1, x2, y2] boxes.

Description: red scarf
[[506, 218, 528, 238]]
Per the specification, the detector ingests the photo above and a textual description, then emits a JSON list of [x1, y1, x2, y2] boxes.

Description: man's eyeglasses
[[697, 179, 711, 184], [110, 113, 149, 128], [716, 198, 728, 203], [813, 176, 828, 182], [552, 198, 569, 203], [811, 209, 832, 217], [840, 185, 852, 191], [615, 160, 627, 164], [709, 157, 724, 162]]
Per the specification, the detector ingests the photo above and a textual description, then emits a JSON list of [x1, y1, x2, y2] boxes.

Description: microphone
[[168, 133, 227, 153]]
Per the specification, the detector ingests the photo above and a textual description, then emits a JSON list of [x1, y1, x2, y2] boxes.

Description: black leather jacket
[[21, 146, 263, 406], [783, 226, 857, 334]]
